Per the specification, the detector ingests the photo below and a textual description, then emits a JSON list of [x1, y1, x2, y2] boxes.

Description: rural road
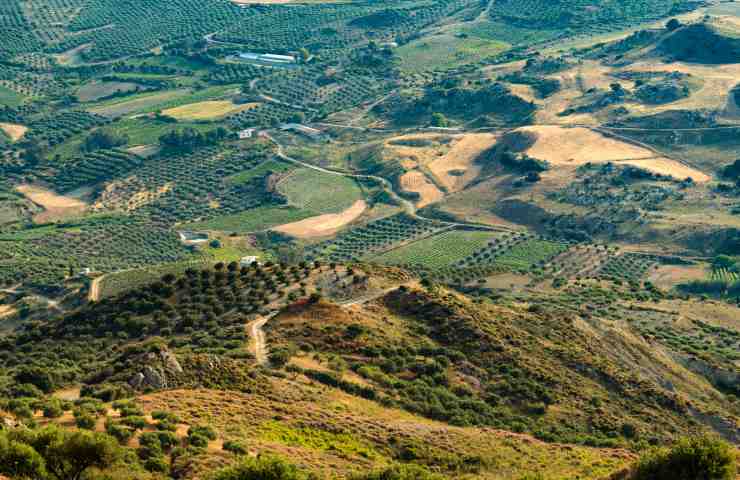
[[89, 276, 103, 302], [248, 312, 278, 365], [249, 283, 410, 365]]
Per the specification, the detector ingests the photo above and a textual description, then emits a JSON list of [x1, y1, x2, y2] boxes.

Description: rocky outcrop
[[128, 348, 183, 391]]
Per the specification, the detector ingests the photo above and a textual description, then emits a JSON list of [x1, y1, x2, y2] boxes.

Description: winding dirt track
[[89, 276, 103, 302], [249, 314, 274, 365]]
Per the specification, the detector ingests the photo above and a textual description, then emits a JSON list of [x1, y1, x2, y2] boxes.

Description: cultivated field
[[277, 168, 364, 214], [76, 81, 147, 102], [188, 206, 314, 233], [162, 100, 259, 120], [648, 264, 708, 290], [372, 230, 500, 269], [89, 90, 190, 118], [397, 34, 509, 72], [521, 126, 657, 164]]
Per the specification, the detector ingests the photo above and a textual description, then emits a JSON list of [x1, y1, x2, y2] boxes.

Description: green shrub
[[212, 455, 309, 480], [633, 436, 736, 480], [105, 421, 135, 444], [188, 433, 209, 448], [74, 411, 97, 430], [351, 464, 445, 480], [223, 440, 247, 455], [42, 400, 64, 419], [120, 416, 148, 429], [144, 455, 169, 473], [188, 425, 217, 441]]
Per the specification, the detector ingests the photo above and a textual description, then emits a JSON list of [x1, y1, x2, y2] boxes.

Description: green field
[[493, 239, 569, 270], [278, 169, 364, 214], [187, 205, 314, 233], [396, 34, 510, 72], [372, 230, 500, 268], [228, 160, 293, 185], [46, 118, 213, 160], [88, 85, 237, 118], [711, 267, 740, 283], [76, 81, 148, 102], [0, 86, 24, 107]]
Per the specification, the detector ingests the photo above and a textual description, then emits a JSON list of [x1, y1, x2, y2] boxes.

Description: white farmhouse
[[239, 256, 260, 267]]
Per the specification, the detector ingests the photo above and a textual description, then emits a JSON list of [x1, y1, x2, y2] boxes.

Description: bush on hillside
[[212, 455, 309, 480], [632, 436, 736, 480], [351, 464, 445, 480]]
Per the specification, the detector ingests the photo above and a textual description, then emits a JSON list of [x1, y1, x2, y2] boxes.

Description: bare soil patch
[[485, 272, 531, 290], [273, 200, 366, 238], [0, 122, 27, 142], [16, 185, 87, 223], [399, 171, 443, 207], [647, 264, 707, 290]]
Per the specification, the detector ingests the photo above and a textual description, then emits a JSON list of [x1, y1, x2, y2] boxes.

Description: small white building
[[238, 128, 255, 139], [239, 256, 260, 267], [260, 53, 296, 64], [237, 52, 297, 65]]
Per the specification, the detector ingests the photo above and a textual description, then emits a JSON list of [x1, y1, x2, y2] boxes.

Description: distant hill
[[657, 22, 740, 63]]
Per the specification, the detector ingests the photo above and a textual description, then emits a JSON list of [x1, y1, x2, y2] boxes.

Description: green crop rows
[[597, 253, 657, 282], [372, 230, 500, 269], [93, 145, 277, 225], [0, 216, 192, 288], [711, 267, 739, 283], [307, 213, 447, 262]]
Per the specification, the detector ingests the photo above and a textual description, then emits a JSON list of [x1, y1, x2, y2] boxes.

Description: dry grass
[[162, 101, 259, 120], [621, 61, 740, 116], [383, 133, 453, 166], [620, 158, 710, 182], [517, 126, 710, 181], [136, 384, 633, 480], [399, 171, 443, 207], [647, 264, 708, 290], [93, 181, 172, 212], [427, 133, 497, 192], [16, 184, 88, 223], [0, 305, 15, 318], [273, 200, 367, 238], [0, 122, 27, 142], [521, 126, 656, 164]]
